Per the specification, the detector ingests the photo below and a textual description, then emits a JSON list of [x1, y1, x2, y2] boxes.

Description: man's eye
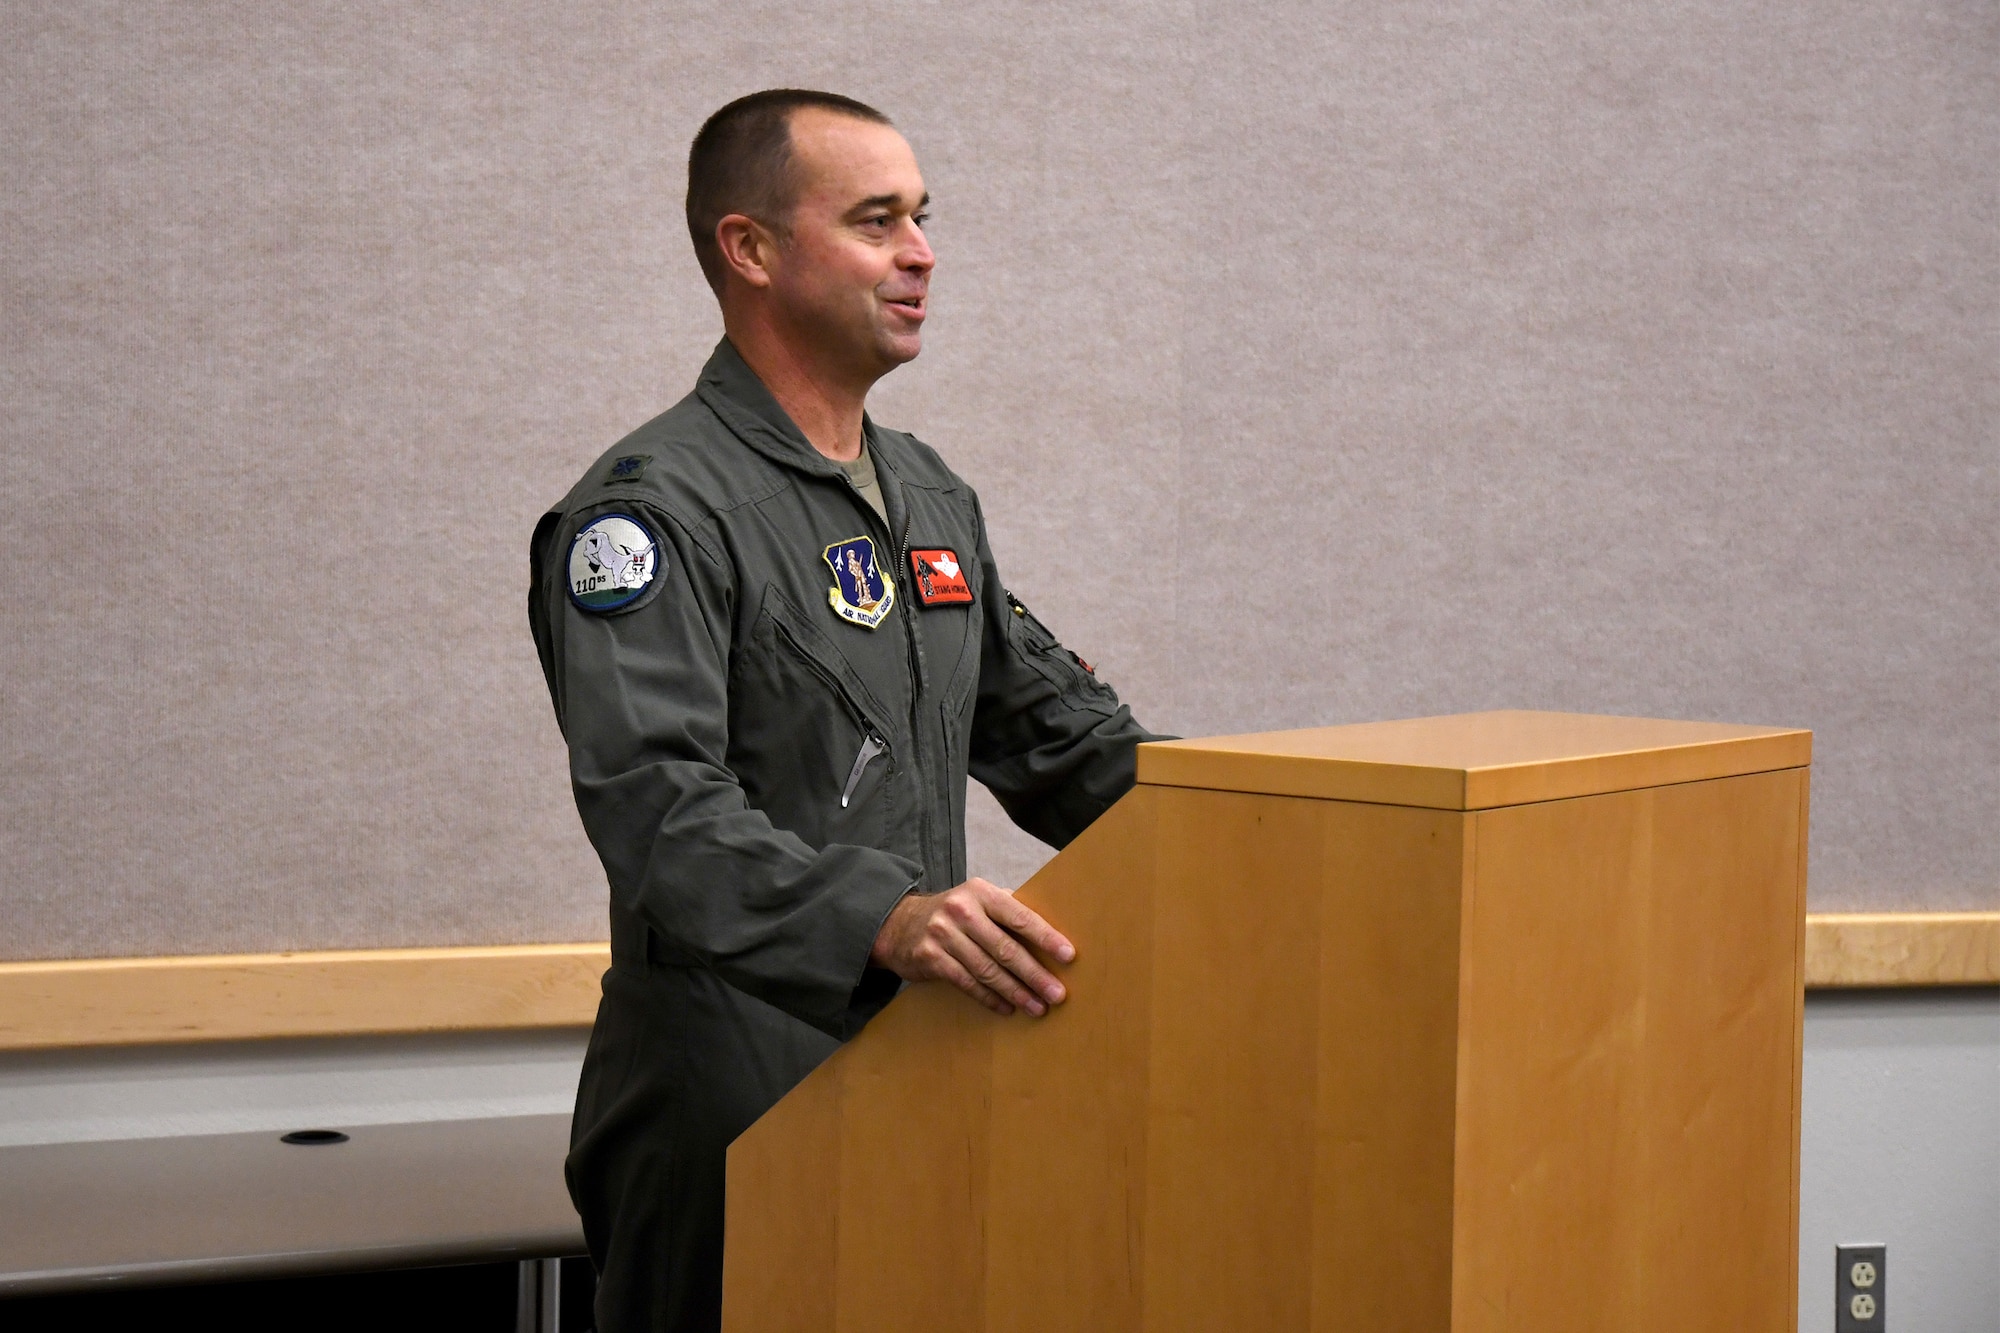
[[912, 211, 930, 228]]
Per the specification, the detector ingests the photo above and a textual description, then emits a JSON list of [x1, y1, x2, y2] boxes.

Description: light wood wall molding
[[1804, 912, 2000, 988], [0, 944, 610, 1051], [0, 913, 1992, 1053]]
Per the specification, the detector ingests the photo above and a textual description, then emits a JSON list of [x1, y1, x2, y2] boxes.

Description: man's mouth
[[883, 294, 926, 318]]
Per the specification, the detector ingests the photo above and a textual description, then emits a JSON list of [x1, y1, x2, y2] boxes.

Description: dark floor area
[[0, 1256, 597, 1332]]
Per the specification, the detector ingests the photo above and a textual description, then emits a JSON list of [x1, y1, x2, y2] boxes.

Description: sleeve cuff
[[833, 878, 913, 1037]]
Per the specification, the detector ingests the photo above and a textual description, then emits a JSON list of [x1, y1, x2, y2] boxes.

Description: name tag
[[909, 548, 972, 606]]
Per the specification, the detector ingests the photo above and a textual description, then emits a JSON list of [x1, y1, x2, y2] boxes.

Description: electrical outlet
[[1835, 1243, 1886, 1331]]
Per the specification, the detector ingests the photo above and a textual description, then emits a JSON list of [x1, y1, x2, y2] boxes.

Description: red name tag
[[909, 548, 972, 606]]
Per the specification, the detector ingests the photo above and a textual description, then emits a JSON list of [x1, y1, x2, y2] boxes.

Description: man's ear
[[715, 214, 779, 290]]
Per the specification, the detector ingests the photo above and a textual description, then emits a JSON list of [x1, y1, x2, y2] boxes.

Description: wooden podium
[[723, 711, 1811, 1332]]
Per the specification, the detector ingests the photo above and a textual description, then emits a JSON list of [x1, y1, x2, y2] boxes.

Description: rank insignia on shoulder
[[607, 454, 650, 483], [568, 513, 660, 612], [909, 548, 972, 606], [822, 535, 896, 629]]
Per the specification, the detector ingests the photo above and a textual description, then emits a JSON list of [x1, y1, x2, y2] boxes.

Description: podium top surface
[[1136, 710, 1810, 810]]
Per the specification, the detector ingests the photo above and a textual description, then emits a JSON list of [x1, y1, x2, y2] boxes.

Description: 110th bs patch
[[568, 513, 659, 611]]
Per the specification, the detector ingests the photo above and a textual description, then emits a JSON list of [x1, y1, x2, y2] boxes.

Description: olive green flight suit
[[528, 339, 1161, 1333]]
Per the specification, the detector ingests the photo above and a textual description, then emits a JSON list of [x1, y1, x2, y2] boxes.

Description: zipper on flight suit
[[836, 444, 944, 872], [890, 482, 941, 882], [770, 618, 894, 808], [835, 447, 941, 877], [841, 733, 887, 808]]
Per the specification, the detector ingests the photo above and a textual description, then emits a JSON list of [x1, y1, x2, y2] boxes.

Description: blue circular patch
[[567, 513, 660, 612]]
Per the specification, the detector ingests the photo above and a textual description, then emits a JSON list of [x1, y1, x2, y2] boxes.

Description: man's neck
[[723, 317, 870, 463]]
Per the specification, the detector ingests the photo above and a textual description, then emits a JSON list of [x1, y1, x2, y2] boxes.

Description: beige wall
[[3, 1, 1994, 959]]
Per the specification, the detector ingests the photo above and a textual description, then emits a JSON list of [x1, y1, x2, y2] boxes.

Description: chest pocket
[[730, 587, 899, 850]]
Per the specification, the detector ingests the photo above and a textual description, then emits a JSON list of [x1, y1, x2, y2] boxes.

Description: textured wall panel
[[2, 0, 1993, 957]]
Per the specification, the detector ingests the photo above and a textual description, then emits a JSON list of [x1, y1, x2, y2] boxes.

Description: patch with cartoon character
[[823, 535, 896, 629], [567, 513, 659, 611], [909, 548, 972, 606]]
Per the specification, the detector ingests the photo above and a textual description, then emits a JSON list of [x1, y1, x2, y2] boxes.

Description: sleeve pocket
[[1004, 591, 1120, 713]]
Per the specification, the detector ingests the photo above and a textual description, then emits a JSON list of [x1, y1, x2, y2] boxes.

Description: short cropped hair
[[686, 89, 892, 294]]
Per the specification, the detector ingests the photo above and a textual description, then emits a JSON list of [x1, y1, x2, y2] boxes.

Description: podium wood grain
[[723, 712, 1810, 1332]]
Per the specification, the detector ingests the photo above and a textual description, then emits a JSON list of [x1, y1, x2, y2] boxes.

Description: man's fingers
[[887, 880, 1075, 1019], [938, 924, 1046, 1016], [976, 882, 1077, 965], [962, 912, 1066, 1007], [938, 889, 1059, 1011], [931, 949, 1015, 1016]]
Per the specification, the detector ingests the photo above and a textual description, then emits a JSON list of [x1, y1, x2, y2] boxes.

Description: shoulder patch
[[568, 513, 660, 612]]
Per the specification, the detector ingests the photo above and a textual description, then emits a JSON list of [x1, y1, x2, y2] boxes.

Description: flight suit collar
[[695, 337, 856, 481], [696, 337, 914, 553]]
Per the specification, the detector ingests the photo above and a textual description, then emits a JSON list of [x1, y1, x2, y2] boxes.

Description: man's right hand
[[869, 877, 1075, 1017]]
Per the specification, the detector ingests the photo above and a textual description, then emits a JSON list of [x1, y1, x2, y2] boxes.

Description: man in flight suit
[[528, 89, 1162, 1332]]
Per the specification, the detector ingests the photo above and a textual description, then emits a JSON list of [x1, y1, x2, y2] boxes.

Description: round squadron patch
[[567, 513, 659, 612]]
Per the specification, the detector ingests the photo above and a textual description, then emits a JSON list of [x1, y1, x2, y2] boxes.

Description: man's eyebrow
[[847, 192, 931, 215]]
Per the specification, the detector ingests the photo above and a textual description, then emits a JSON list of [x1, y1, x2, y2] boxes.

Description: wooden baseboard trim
[[1803, 912, 2000, 989], [0, 913, 1992, 1051], [0, 944, 611, 1051]]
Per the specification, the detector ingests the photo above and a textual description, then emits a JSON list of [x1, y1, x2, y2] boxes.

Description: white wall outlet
[[1836, 1243, 1886, 1331]]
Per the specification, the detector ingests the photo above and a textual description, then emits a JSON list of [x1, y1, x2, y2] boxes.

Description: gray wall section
[[1799, 989, 2000, 1331], [3, 2, 1995, 957]]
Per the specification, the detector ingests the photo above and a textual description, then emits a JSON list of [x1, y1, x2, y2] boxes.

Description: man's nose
[[900, 223, 935, 272]]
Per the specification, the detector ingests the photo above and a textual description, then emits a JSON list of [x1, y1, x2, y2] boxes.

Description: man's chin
[[876, 331, 923, 367]]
